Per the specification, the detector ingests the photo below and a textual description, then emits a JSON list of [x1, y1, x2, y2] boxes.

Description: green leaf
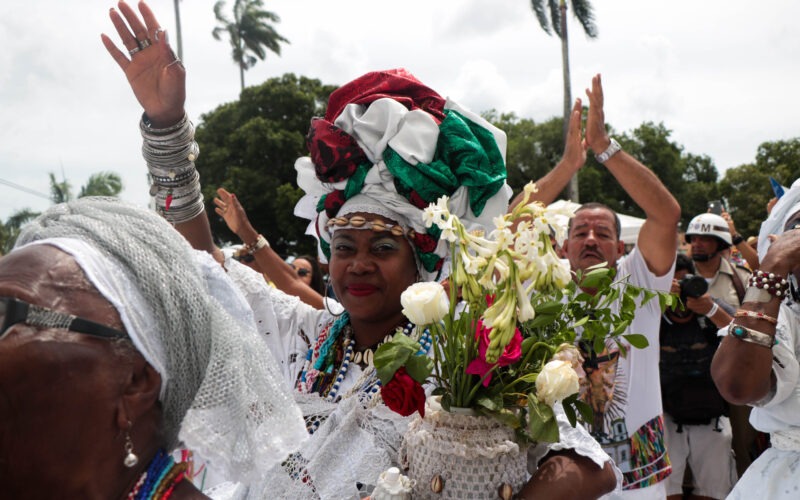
[[526, 313, 557, 329], [593, 335, 606, 355], [573, 316, 589, 328], [575, 400, 594, 423], [490, 409, 522, 429], [563, 400, 577, 427], [374, 334, 419, 383], [527, 399, 559, 443], [579, 267, 612, 289], [623, 333, 650, 349], [404, 353, 434, 384], [476, 395, 503, 412], [534, 300, 564, 315]]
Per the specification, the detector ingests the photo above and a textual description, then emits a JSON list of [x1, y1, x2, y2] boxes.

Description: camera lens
[[680, 274, 708, 299]]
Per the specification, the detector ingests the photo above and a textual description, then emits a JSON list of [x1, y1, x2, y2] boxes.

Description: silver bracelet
[[594, 138, 622, 164], [158, 192, 205, 225], [728, 323, 777, 349]]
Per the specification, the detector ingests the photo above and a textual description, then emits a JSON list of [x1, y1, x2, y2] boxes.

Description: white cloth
[[582, 246, 674, 498], [725, 302, 800, 499], [663, 416, 736, 498], [218, 259, 622, 499], [14, 196, 308, 486], [757, 177, 800, 262]]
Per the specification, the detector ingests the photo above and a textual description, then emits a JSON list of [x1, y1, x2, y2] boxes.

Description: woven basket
[[402, 396, 529, 499]]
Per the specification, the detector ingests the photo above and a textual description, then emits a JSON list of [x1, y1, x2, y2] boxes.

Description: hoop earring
[[324, 275, 344, 317], [123, 421, 139, 468]]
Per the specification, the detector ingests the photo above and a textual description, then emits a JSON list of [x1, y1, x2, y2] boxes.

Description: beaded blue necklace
[[297, 313, 432, 403], [126, 449, 187, 500]]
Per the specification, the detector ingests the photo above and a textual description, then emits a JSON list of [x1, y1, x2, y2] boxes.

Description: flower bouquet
[[374, 183, 667, 498]]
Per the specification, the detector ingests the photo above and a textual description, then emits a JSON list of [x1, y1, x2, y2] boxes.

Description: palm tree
[[173, 0, 184, 60], [0, 172, 123, 252], [212, 0, 289, 92], [531, 0, 597, 202]]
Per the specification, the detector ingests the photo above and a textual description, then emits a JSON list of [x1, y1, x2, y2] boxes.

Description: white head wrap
[[758, 178, 800, 262], [14, 197, 307, 484]]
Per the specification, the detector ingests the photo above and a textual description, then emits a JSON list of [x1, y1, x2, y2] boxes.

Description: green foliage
[[194, 73, 338, 256], [719, 138, 800, 237], [1, 172, 124, 253], [78, 172, 124, 198], [0, 208, 39, 254]]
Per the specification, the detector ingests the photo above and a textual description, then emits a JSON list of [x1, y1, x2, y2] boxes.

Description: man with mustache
[[512, 74, 680, 499]]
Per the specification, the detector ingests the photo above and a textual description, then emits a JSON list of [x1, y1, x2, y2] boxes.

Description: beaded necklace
[[126, 449, 188, 500], [297, 313, 432, 403]]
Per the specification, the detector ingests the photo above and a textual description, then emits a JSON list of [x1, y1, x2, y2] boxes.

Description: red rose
[[380, 367, 426, 417]]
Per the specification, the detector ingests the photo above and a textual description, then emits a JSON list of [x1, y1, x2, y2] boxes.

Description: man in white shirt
[[512, 74, 680, 499]]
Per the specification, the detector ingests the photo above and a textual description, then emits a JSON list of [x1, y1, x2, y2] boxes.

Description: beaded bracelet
[[734, 310, 778, 325], [748, 270, 789, 297], [244, 234, 270, 254]]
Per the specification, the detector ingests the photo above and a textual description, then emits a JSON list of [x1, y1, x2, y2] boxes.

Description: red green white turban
[[294, 68, 511, 281]]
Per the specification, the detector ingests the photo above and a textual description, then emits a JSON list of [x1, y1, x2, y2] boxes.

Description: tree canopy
[[194, 73, 337, 256], [191, 72, 798, 259]]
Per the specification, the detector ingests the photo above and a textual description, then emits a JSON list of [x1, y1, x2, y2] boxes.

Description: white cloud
[[1, 0, 799, 220]]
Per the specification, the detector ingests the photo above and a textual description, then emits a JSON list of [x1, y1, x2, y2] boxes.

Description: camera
[[679, 274, 708, 301]]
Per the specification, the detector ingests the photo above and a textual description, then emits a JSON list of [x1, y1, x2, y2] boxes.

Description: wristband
[[732, 234, 744, 245], [734, 310, 778, 325], [706, 302, 719, 318]]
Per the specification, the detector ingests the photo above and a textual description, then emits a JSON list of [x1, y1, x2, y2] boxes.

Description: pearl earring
[[123, 422, 139, 468]]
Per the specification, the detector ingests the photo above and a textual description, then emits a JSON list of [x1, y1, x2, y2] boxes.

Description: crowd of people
[[2, 1, 799, 499]]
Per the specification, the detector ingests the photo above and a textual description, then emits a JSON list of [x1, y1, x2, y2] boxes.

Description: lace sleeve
[[224, 257, 328, 386]]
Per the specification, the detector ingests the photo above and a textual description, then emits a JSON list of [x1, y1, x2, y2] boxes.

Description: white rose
[[401, 282, 449, 326], [536, 360, 580, 406]]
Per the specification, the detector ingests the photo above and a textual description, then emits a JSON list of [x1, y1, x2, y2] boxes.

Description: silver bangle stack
[[140, 113, 205, 224]]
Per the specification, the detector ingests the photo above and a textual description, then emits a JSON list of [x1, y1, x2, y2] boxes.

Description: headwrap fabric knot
[[307, 118, 369, 183], [294, 68, 511, 282], [324, 68, 446, 124]]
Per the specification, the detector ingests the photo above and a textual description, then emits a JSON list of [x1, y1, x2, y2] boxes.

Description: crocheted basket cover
[[402, 397, 529, 499]]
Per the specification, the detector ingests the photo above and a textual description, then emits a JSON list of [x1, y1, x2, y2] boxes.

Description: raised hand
[[101, 0, 185, 127], [584, 74, 611, 155], [562, 97, 587, 170], [214, 187, 257, 241]]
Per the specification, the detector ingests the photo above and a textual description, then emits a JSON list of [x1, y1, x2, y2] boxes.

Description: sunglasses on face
[[0, 296, 128, 341], [296, 268, 311, 277]]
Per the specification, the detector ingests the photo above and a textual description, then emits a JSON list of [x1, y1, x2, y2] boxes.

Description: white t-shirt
[[579, 246, 674, 496]]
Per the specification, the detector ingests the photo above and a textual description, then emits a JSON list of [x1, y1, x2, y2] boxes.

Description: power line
[[0, 177, 51, 201]]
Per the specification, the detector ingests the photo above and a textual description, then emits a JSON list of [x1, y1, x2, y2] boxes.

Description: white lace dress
[[208, 260, 622, 499]]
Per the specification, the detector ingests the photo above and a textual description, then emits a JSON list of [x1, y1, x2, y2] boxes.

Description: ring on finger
[[129, 46, 142, 57], [137, 38, 152, 50], [153, 28, 165, 42]]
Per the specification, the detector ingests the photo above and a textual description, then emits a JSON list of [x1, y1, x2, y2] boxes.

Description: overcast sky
[[1, 0, 798, 220]]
